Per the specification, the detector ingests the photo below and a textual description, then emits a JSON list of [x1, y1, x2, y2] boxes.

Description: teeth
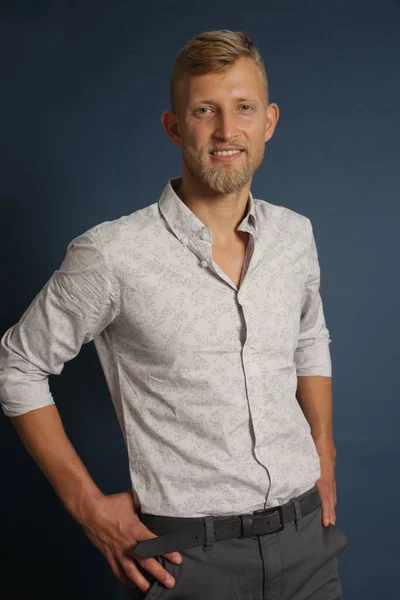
[[212, 150, 242, 156]]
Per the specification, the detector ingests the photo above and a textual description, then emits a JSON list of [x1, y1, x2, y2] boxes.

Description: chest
[[212, 232, 249, 288], [112, 226, 308, 358]]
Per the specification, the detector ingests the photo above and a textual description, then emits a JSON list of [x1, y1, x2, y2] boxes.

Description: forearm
[[10, 404, 103, 524], [296, 375, 336, 461]]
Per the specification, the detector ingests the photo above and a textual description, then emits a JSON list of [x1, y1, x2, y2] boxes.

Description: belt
[[134, 486, 320, 558]]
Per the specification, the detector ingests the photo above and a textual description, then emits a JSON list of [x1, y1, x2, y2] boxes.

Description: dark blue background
[[1, 1, 399, 598]]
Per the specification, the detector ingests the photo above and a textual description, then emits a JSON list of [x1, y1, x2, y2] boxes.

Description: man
[[0, 29, 348, 599]]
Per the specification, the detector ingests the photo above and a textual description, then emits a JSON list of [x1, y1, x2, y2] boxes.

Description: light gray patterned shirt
[[0, 176, 332, 517]]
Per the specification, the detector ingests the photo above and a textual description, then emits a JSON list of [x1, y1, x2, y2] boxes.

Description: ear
[[264, 103, 280, 143], [161, 110, 183, 149]]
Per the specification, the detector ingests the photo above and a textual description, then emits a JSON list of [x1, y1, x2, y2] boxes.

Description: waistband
[[134, 484, 320, 558]]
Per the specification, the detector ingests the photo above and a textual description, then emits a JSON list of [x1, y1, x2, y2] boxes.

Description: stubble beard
[[182, 142, 265, 195]]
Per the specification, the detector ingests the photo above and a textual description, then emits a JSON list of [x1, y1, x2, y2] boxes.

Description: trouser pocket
[[324, 521, 350, 556]]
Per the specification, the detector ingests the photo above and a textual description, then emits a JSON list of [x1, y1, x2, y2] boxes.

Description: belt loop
[[203, 516, 215, 551], [290, 498, 303, 532]]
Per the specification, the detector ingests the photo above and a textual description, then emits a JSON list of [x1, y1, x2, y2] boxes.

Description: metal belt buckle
[[253, 505, 284, 533]]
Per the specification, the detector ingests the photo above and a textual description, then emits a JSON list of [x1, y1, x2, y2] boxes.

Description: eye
[[195, 105, 253, 115], [196, 107, 211, 114]]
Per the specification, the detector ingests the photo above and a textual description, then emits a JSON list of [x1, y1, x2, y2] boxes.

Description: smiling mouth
[[209, 149, 245, 155], [208, 149, 245, 163]]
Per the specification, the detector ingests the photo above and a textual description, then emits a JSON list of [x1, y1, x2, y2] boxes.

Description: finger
[[128, 555, 176, 590], [321, 501, 331, 527], [105, 552, 132, 587], [164, 551, 183, 565], [131, 523, 183, 565], [120, 557, 154, 594]]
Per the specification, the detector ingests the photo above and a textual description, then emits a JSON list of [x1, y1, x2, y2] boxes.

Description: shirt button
[[201, 231, 210, 241], [200, 260, 208, 268], [181, 236, 188, 246]]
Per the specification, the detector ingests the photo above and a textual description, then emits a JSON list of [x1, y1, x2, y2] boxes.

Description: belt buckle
[[253, 505, 284, 533]]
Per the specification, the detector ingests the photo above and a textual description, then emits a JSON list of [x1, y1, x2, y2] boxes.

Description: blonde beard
[[182, 145, 264, 195]]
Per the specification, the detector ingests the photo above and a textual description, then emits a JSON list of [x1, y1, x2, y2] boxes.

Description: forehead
[[182, 57, 265, 105]]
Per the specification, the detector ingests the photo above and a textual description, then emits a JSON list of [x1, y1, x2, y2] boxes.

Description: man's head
[[161, 29, 279, 195]]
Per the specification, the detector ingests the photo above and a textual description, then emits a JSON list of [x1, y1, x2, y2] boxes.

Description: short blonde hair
[[170, 29, 269, 115]]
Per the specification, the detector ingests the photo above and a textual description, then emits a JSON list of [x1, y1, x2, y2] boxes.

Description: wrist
[[313, 435, 336, 461], [64, 487, 105, 525]]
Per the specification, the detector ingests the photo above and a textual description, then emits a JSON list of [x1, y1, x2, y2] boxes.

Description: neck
[[175, 176, 251, 247]]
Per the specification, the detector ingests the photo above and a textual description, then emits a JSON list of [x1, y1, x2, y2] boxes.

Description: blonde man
[[0, 29, 348, 599]]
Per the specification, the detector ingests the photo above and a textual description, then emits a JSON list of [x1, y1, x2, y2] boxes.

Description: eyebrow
[[191, 97, 260, 106]]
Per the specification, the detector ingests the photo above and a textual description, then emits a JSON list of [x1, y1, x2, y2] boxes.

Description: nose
[[213, 110, 238, 141]]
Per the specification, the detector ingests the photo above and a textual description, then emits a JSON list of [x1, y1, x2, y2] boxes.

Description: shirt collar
[[158, 176, 257, 246]]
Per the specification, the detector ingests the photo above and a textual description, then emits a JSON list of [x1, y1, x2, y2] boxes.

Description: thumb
[[130, 520, 159, 542], [130, 520, 183, 564]]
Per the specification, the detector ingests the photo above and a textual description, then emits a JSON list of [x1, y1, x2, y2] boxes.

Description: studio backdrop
[[1, 1, 399, 599]]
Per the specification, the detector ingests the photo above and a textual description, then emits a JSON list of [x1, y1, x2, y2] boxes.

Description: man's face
[[175, 56, 276, 195]]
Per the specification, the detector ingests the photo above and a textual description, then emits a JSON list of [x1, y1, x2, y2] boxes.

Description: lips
[[209, 149, 244, 154], [209, 150, 244, 162]]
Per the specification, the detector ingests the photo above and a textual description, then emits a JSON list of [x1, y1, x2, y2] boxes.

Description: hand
[[78, 491, 182, 593], [316, 456, 337, 527]]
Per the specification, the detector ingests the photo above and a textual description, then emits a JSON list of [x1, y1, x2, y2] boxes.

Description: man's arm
[[10, 403, 182, 590], [1, 232, 182, 592], [10, 404, 103, 521], [294, 221, 336, 526], [296, 375, 337, 526]]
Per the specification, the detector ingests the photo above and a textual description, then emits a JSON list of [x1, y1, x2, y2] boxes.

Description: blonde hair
[[170, 29, 269, 115]]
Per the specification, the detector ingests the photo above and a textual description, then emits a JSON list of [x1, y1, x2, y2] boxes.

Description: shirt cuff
[[294, 342, 332, 377]]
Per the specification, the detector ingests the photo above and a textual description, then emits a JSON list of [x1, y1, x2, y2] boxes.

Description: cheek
[[185, 118, 206, 137], [250, 122, 267, 141], [249, 130, 268, 154], [184, 127, 209, 152], [235, 122, 264, 150]]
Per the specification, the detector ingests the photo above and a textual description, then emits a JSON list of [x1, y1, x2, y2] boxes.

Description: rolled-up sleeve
[[0, 231, 118, 417], [294, 224, 332, 377]]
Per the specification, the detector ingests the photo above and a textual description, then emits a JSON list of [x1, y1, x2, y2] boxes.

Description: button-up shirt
[[0, 176, 332, 517]]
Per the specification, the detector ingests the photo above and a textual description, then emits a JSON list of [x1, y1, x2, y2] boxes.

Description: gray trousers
[[126, 484, 349, 599]]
